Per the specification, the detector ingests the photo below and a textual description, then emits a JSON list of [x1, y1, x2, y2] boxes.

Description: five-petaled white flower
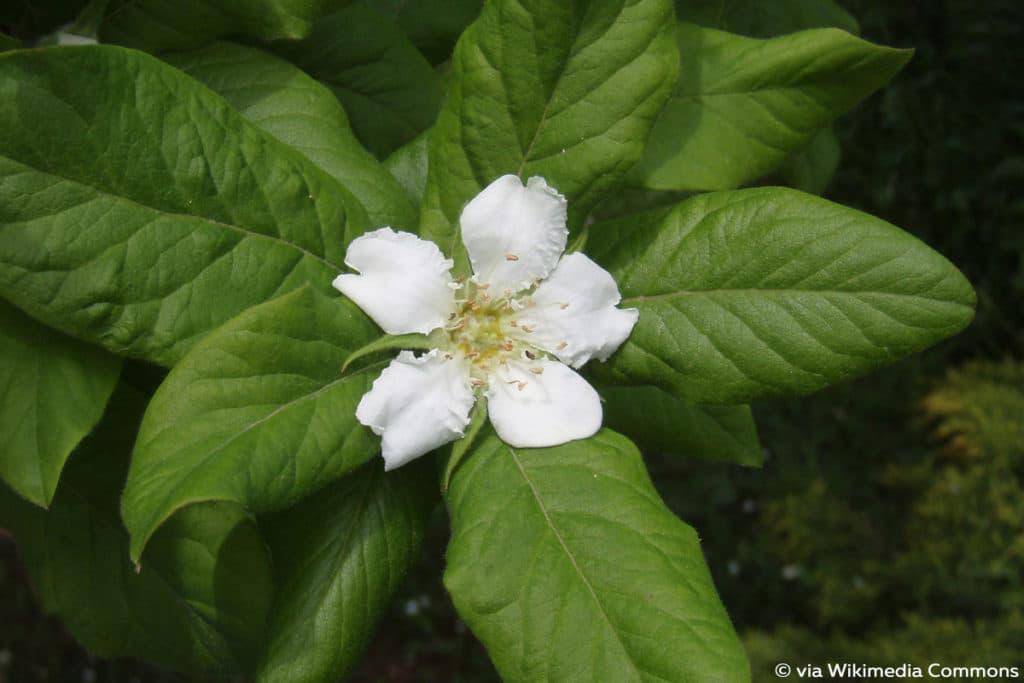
[[333, 174, 639, 470]]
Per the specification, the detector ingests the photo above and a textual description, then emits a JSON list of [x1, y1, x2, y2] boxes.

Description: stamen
[[529, 367, 544, 375], [505, 254, 519, 261], [509, 320, 518, 327], [502, 340, 514, 351], [470, 379, 486, 387], [465, 351, 480, 360], [520, 325, 534, 333], [503, 302, 514, 313], [560, 302, 570, 310], [556, 342, 568, 350], [524, 350, 536, 360], [517, 381, 527, 391], [448, 312, 457, 320]]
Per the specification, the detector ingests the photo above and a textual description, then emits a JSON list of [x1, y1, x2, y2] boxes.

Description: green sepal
[[341, 330, 446, 373], [441, 397, 487, 493]]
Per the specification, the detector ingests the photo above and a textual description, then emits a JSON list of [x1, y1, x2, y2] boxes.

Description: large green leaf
[[256, 460, 435, 683], [587, 188, 976, 404], [163, 41, 416, 231], [99, 0, 346, 50], [271, 2, 443, 159], [0, 45, 369, 367], [445, 429, 749, 682], [0, 384, 273, 673], [0, 299, 121, 506], [601, 385, 761, 466], [122, 287, 380, 562], [674, 0, 859, 37], [419, 0, 679, 267], [629, 24, 910, 191]]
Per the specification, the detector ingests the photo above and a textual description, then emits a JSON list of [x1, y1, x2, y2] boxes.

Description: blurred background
[[2, 0, 1022, 681]]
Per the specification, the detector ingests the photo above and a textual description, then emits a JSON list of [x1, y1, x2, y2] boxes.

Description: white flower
[[333, 175, 639, 470]]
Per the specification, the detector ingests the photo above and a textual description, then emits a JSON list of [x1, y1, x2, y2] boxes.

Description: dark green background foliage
[[1, 0, 1021, 681]]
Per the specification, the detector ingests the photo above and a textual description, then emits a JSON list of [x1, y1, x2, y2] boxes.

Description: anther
[[525, 350, 537, 360], [505, 254, 519, 261], [448, 312, 457, 320], [478, 282, 490, 290], [529, 367, 544, 375], [470, 379, 486, 387], [560, 302, 570, 309], [520, 325, 534, 333], [517, 382, 527, 391], [502, 340, 514, 351], [509, 320, 518, 327], [556, 342, 568, 350]]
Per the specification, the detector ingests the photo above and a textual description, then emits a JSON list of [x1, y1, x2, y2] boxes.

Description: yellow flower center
[[446, 281, 539, 388]]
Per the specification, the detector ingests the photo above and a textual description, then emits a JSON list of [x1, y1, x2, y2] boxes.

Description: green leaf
[[271, 2, 443, 158], [445, 429, 750, 682], [0, 299, 121, 507], [601, 385, 761, 466], [777, 125, 841, 196], [587, 188, 976, 404], [99, 0, 346, 50], [379, 0, 482, 64], [0, 384, 273, 673], [419, 0, 679, 267], [256, 460, 435, 683], [674, 0, 859, 38], [0, 45, 369, 367], [629, 24, 911, 191], [122, 287, 380, 562], [164, 41, 418, 231]]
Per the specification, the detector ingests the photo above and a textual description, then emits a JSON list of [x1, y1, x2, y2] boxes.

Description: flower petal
[[356, 350, 475, 470], [485, 357, 601, 448], [333, 227, 456, 335], [460, 175, 568, 295], [514, 252, 639, 368]]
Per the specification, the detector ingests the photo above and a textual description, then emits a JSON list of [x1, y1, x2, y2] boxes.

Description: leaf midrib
[[0, 154, 342, 273], [507, 445, 643, 681]]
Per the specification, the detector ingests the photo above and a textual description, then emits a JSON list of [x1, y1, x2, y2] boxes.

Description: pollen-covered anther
[[529, 367, 544, 375], [505, 254, 519, 261], [502, 340, 514, 351], [520, 324, 535, 333]]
